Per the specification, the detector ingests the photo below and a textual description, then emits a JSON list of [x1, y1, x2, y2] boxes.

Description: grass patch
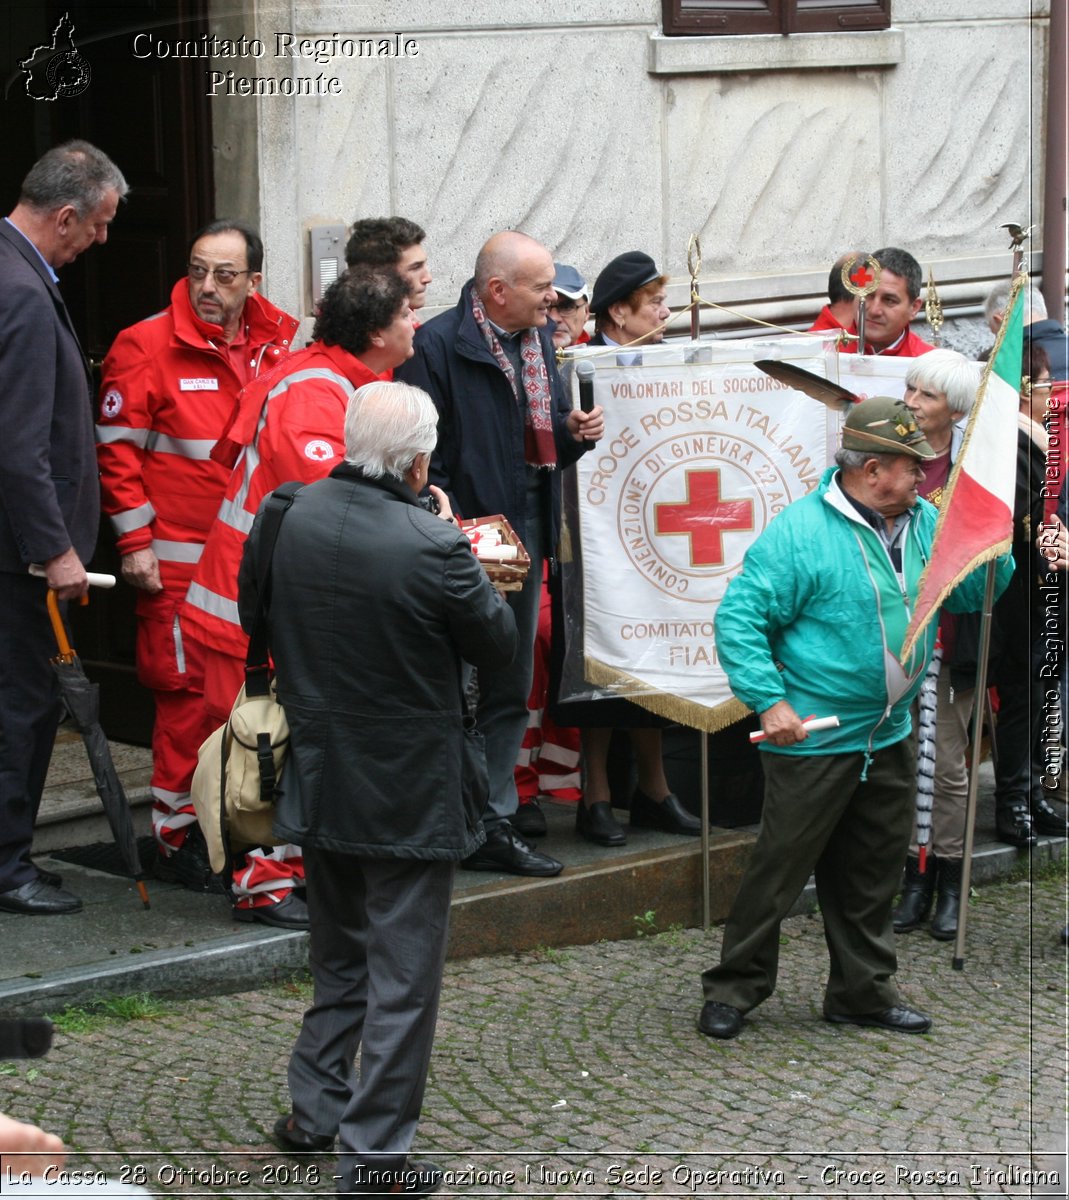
[[526, 944, 572, 964], [632, 910, 658, 937], [47, 992, 166, 1034], [269, 970, 314, 1000]]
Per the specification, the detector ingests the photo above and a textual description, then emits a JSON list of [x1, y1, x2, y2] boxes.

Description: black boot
[[893, 855, 936, 933], [995, 800, 1037, 847], [929, 857, 962, 941], [1032, 793, 1067, 837]]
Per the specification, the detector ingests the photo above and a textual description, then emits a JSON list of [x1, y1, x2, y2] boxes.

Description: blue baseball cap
[[552, 263, 588, 302]]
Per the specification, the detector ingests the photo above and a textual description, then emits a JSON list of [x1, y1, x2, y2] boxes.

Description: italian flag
[[899, 276, 1023, 663]]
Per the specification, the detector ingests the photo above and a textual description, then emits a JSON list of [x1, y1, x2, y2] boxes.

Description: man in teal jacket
[[698, 398, 1014, 1040]]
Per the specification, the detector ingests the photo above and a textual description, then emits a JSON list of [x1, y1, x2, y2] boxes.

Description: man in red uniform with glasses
[[97, 220, 299, 909]]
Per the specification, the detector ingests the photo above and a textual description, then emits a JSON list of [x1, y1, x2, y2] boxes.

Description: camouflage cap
[[841, 396, 936, 460]]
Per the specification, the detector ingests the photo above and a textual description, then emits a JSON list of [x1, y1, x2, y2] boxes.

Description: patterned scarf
[[470, 289, 557, 469]]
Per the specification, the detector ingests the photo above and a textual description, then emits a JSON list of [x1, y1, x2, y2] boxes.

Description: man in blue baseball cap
[[548, 262, 590, 351]]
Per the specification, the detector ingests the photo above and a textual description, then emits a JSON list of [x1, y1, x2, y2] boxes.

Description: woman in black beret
[[587, 250, 671, 358], [554, 252, 699, 848]]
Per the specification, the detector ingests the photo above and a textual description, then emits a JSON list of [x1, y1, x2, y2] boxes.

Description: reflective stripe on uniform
[[216, 445, 260, 535], [96, 424, 150, 447], [110, 502, 156, 534], [151, 539, 204, 564], [185, 580, 241, 628], [143, 433, 217, 460]]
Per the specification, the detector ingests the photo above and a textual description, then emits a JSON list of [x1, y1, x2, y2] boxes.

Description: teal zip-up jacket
[[714, 467, 1014, 759]]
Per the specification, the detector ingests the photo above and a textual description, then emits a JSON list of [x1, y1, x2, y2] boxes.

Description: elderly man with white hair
[[240, 381, 517, 1195]]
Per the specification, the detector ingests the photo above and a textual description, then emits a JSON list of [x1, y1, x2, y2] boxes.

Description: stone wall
[[209, 0, 1047, 339]]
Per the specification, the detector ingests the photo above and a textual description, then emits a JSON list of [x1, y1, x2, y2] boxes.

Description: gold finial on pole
[[841, 254, 881, 356], [687, 234, 702, 340], [1000, 222, 1033, 277], [924, 268, 944, 347]]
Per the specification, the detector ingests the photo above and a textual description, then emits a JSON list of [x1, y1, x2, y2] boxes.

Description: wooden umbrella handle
[[45, 590, 77, 662]]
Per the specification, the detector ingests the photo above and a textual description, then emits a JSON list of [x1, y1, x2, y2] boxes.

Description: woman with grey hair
[[893, 349, 981, 940]]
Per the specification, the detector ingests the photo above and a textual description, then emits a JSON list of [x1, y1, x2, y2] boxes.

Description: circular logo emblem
[[617, 431, 790, 603], [101, 388, 123, 419], [841, 254, 882, 299], [46, 51, 91, 98], [303, 439, 335, 462]]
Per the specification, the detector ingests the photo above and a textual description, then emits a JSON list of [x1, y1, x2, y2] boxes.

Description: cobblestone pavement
[[2, 872, 1065, 1199]]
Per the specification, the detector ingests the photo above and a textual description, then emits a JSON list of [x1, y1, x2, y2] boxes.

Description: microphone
[[575, 358, 598, 451]]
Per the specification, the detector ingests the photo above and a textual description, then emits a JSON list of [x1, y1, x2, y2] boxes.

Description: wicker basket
[[459, 514, 531, 591]]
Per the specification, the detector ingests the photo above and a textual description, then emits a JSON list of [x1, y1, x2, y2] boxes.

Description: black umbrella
[[46, 589, 150, 908]]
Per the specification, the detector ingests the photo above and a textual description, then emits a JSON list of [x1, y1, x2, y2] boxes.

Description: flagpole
[[701, 730, 711, 929], [952, 560, 998, 969], [687, 234, 702, 342], [950, 253, 1029, 965]]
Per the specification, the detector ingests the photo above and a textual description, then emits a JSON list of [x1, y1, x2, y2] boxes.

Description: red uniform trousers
[[514, 574, 582, 803], [136, 590, 216, 852]]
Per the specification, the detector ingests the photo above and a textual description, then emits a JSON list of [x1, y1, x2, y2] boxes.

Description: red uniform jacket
[[96, 280, 299, 606], [839, 323, 935, 357], [183, 341, 385, 658]]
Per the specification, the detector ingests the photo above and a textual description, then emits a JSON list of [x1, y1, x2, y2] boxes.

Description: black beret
[[589, 251, 661, 316]]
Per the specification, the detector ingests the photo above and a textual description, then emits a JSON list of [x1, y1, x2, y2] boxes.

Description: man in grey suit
[[242, 381, 517, 1195], [0, 141, 127, 916]]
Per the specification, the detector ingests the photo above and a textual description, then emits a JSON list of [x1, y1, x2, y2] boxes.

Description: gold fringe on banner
[[583, 655, 751, 734]]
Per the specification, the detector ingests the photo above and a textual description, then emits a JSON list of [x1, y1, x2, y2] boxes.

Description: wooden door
[[1, 0, 215, 744]]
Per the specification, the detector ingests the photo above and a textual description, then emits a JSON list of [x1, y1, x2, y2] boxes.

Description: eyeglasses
[[188, 263, 250, 284], [549, 299, 581, 314]]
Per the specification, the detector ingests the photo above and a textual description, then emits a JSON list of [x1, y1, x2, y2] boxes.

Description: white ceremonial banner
[[831, 352, 914, 405], [562, 336, 919, 731]]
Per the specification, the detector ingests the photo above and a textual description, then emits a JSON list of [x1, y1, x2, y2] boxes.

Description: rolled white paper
[[29, 565, 116, 589], [749, 714, 840, 744]]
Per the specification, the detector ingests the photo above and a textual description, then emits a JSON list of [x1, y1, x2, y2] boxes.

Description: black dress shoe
[[825, 1005, 932, 1034], [31, 860, 63, 889], [344, 1159, 442, 1196], [510, 798, 548, 838], [272, 1113, 334, 1152], [576, 801, 626, 846], [0, 877, 82, 915], [233, 891, 310, 929], [462, 825, 563, 876], [1032, 795, 1067, 837], [697, 1000, 744, 1039], [630, 789, 701, 836], [995, 802, 1037, 847]]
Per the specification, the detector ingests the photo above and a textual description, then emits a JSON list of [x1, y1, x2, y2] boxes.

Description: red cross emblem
[[654, 469, 754, 566], [304, 439, 334, 461], [850, 264, 874, 289]]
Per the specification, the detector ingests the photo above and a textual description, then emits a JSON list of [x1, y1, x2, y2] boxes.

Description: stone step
[[7, 729, 1060, 1018], [34, 727, 154, 853]]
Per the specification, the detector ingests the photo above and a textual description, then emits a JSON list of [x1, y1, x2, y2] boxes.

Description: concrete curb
[[3, 834, 1061, 1018]]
